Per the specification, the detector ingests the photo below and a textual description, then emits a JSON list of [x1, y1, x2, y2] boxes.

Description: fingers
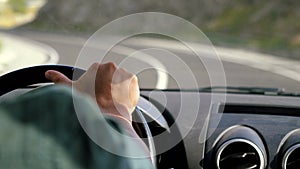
[[45, 70, 72, 86], [97, 62, 118, 79]]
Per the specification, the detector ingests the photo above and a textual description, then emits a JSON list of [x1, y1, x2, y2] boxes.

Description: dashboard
[[1, 88, 300, 169], [140, 90, 300, 169]]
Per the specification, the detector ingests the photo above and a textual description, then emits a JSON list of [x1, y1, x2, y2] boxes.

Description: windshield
[[1, 0, 300, 92]]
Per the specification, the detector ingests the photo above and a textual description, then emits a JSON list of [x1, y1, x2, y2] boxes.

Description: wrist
[[99, 102, 133, 123], [104, 114, 132, 125]]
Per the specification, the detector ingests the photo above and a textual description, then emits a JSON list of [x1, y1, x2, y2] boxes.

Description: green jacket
[[0, 85, 154, 169]]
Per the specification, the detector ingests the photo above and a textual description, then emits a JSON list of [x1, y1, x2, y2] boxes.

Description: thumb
[[45, 70, 72, 86]]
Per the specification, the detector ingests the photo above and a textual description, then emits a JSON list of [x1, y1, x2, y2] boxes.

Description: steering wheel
[[0, 65, 156, 166], [0, 65, 85, 96]]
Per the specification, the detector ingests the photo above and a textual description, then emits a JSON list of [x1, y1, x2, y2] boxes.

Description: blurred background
[[2, 0, 298, 59], [1, 0, 300, 91]]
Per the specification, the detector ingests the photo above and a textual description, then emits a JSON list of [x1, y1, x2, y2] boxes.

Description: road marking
[[111, 45, 168, 89], [14, 31, 169, 89], [84, 43, 169, 89], [126, 37, 300, 83], [0, 33, 59, 75]]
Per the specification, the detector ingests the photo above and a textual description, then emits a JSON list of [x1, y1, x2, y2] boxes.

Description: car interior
[[1, 1, 300, 169], [1, 64, 300, 169]]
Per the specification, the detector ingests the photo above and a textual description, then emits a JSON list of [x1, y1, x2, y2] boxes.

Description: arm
[[45, 62, 150, 154]]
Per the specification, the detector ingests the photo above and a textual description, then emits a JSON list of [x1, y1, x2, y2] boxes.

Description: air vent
[[282, 144, 300, 169], [216, 139, 264, 169], [279, 129, 300, 169], [214, 126, 267, 169]]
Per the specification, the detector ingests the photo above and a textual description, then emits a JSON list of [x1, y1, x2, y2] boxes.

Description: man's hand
[[45, 62, 140, 123]]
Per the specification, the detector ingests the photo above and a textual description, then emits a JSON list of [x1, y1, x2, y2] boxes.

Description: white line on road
[[126, 37, 300, 83], [13, 31, 169, 89], [110, 45, 168, 89], [0, 33, 59, 75], [81, 40, 169, 89]]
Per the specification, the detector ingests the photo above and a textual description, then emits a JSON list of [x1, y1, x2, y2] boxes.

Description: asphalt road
[[11, 30, 300, 93]]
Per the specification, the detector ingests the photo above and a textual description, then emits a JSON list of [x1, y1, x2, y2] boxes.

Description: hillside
[[21, 0, 300, 59], [205, 0, 300, 59]]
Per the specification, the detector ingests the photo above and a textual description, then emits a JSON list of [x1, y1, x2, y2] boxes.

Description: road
[[11, 30, 300, 92]]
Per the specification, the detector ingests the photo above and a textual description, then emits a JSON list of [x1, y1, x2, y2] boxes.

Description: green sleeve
[[0, 85, 154, 169]]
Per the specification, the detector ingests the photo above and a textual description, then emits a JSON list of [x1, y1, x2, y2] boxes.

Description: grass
[[20, 0, 300, 60], [202, 1, 300, 60]]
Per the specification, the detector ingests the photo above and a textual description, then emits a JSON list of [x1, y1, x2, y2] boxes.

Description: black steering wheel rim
[[0, 65, 85, 96], [0, 64, 156, 166]]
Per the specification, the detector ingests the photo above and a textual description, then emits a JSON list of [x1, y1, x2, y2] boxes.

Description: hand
[[45, 62, 140, 123], [46, 62, 150, 157]]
